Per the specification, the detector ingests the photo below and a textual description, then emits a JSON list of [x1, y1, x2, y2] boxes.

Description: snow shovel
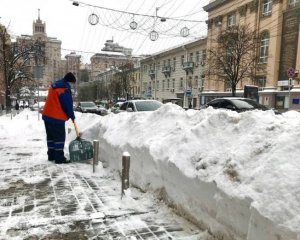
[[69, 120, 93, 161]]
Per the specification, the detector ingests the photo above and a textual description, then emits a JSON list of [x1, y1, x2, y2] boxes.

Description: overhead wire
[[69, 0, 205, 22], [129, 0, 207, 55], [70, 0, 288, 62]]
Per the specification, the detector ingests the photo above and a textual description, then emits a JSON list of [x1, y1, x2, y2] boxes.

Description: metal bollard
[[93, 140, 99, 173], [121, 152, 130, 197]]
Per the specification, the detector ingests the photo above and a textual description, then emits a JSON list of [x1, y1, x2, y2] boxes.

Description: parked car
[[111, 101, 125, 113], [118, 100, 163, 113], [97, 105, 109, 116], [30, 101, 46, 113], [202, 97, 280, 114], [75, 101, 102, 115]]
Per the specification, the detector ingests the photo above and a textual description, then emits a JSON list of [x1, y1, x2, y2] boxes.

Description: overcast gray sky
[[1, 0, 209, 63]]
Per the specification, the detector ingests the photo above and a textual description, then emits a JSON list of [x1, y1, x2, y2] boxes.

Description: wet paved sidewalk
[[0, 133, 212, 239]]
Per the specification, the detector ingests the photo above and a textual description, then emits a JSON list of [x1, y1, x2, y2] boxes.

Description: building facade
[[90, 39, 136, 82], [203, 0, 300, 111], [140, 38, 207, 109], [16, 10, 81, 89], [64, 51, 81, 100]]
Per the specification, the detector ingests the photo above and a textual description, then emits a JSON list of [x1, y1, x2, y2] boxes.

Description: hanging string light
[[149, 7, 159, 41], [88, 13, 99, 25], [129, 14, 138, 30], [180, 26, 190, 37], [72, 0, 205, 40], [149, 30, 159, 41]]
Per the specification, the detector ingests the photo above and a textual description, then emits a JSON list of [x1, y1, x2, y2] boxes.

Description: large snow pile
[[73, 104, 300, 239]]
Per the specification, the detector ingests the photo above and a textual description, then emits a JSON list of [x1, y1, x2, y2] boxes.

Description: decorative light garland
[[72, 1, 204, 41]]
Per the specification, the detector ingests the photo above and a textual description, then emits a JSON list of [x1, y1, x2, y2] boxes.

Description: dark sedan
[[75, 101, 102, 115], [202, 97, 279, 114]]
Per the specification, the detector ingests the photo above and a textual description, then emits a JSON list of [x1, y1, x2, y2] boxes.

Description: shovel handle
[[73, 120, 80, 138]]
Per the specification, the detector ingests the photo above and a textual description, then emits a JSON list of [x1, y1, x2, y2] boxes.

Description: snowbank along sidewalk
[[0, 110, 211, 240], [73, 103, 300, 240]]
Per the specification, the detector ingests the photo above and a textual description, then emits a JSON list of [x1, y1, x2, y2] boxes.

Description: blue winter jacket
[[42, 79, 75, 124]]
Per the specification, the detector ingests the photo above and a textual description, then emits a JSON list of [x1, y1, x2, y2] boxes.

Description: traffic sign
[[186, 89, 192, 97], [287, 67, 295, 78]]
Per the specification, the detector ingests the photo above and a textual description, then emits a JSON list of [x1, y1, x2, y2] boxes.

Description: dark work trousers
[[44, 121, 66, 161]]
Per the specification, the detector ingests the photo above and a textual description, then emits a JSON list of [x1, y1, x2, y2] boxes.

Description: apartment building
[[203, 0, 300, 111], [90, 40, 138, 82], [140, 38, 207, 109], [16, 10, 81, 89]]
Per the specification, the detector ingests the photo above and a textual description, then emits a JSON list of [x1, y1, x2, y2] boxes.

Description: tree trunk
[[5, 89, 11, 110], [231, 85, 237, 97]]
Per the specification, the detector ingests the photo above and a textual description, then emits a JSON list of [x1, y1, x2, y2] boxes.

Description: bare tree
[[116, 62, 134, 99], [0, 27, 45, 109], [207, 24, 259, 96]]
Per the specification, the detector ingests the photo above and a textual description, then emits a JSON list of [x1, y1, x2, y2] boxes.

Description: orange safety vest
[[42, 87, 69, 121]]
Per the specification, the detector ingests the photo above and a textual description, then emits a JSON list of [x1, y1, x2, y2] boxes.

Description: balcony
[[162, 66, 171, 77], [148, 69, 155, 80], [182, 61, 194, 74]]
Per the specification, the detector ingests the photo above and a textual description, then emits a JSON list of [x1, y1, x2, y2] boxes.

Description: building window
[[255, 76, 267, 88], [288, 0, 299, 7], [157, 61, 160, 70], [180, 77, 183, 89], [173, 58, 176, 70], [196, 51, 200, 62], [259, 32, 269, 63], [167, 79, 170, 89], [162, 80, 165, 91], [262, 0, 272, 17], [167, 59, 171, 66], [181, 55, 184, 65], [172, 79, 175, 89], [202, 50, 207, 60], [188, 76, 192, 88], [156, 81, 159, 91], [194, 76, 198, 88], [227, 13, 236, 27], [189, 53, 193, 62]]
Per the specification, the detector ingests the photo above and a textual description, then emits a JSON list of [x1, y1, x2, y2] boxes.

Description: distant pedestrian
[[15, 101, 20, 113], [42, 72, 76, 164]]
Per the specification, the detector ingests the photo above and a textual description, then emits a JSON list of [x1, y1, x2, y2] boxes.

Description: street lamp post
[[33, 65, 43, 120]]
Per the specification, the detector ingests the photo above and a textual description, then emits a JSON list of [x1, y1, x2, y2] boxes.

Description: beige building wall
[[204, 0, 300, 111], [43, 38, 62, 86], [64, 52, 81, 100], [65, 52, 81, 79], [90, 40, 137, 83], [141, 38, 207, 109], [130, 67, 142, 98], [90, 53, 133, 82]]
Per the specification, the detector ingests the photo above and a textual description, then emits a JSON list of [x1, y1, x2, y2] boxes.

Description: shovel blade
[[69, 138, 93, 161]]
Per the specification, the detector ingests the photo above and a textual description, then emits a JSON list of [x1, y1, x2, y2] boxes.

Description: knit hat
[[64, 72, 76, 83]]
